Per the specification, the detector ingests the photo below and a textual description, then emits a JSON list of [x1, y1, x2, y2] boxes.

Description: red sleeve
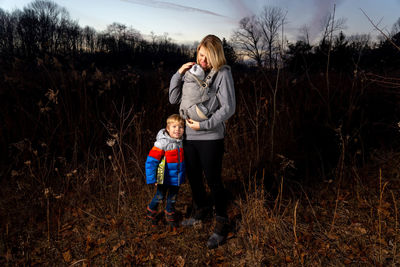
[[148, 146, 165, 160]]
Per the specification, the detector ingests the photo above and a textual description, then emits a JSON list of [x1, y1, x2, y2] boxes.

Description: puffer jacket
[[145, 129, 185, 186]]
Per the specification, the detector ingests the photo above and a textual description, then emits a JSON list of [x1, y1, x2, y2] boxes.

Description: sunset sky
[[1, 0, 399, 44]]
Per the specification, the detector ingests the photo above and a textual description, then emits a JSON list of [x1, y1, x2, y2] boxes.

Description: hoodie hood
[[189, 64, 205, 80], [154, 128, 183, 151]]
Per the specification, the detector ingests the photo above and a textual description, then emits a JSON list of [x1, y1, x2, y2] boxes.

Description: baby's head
[[166, 114, 185, 139], [189, 64, 205, 79]]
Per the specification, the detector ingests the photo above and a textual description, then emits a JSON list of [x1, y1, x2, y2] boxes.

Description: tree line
[[0, 0, 195, 68], [1, 0, 400, 72], [232, 5, 400, 72]]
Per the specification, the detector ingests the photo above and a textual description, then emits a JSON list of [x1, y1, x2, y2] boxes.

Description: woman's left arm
[[199, 68, 236, 130]]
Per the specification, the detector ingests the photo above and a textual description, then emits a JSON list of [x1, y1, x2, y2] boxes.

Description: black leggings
[[183, 139, 227, 218]]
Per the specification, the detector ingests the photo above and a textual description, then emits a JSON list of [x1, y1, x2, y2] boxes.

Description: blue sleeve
[[145, 156, 159, 184]]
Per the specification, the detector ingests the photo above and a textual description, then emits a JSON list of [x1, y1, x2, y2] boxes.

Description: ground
[[0, 151, 399, 266]]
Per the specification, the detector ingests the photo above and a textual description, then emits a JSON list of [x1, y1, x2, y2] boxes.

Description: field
[[1, 52, 399, 266]]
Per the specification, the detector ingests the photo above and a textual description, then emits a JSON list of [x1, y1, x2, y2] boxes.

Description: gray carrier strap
[[187, 69, 218, 92], [203, 69, 218, 88], [179, 66, 227, 120]]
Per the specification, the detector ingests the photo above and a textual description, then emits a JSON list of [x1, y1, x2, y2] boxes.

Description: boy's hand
[[186, 119, 200, 130]]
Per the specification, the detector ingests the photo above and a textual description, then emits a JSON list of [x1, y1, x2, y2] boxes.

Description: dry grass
[[1, 147, 399, 266], [1, 53, 399, 266]]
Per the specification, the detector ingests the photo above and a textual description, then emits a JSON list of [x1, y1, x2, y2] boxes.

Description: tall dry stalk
[[377, 169, 389, 264], [325, 4, 335, 96], [269, 16, 286, 163], [270, 64, 279, 163], [329, 126, 345, 233], [239, 80, 262, 163], [293, 200, 299, 244], [104, 102, 137, 214], [360, 9, 400, 52], [273, 175, 284, 214], [45, 188, 50, 246], [239, 171, 269, 264], [390, 190, 398, 265]]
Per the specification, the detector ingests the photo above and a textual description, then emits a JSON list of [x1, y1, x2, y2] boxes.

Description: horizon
[[1, 0, 400, 45]]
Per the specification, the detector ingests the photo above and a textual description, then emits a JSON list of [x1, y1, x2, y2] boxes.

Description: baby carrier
[[179, 64, 219, 121]]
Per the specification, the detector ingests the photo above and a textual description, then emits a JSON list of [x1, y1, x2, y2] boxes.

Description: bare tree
[[27, 0, 70, 53], [82, 26, 96, 52], [259, 6, 286, 69], [0, 8, 16, 55], [222, 38, 237, 65], [124, 27, 142, 51], [298, 24, 311, 46], [348, 34, 371, 51], [392, 17, 400, 35], [16, 8, 39, 56], [0, 9, 7, 50], [97, 32, 117, 53], [66, 21, 80, 53], [231, 15, 264, 67], [107, 22, 127, 38], [106, 22, 129, 53], [319, 12, 347, 48]]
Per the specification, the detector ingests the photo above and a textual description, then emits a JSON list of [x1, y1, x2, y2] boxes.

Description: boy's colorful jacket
[[145, 129, 185, 186]]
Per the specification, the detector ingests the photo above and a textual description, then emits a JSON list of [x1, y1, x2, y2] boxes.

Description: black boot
[[146, 206, 159, 227], [165, 210, 178, 230], [207, 216, 230, 249]]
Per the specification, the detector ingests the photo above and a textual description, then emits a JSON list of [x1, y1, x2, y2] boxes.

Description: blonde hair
[[197, 35, 227, 71], [166, 114, 185, 127]]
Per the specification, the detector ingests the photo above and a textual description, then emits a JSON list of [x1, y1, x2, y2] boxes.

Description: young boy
[[145, 114, 185, 228]]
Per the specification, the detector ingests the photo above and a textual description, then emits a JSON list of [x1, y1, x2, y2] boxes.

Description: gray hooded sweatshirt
[[169, 65, 236, 140]]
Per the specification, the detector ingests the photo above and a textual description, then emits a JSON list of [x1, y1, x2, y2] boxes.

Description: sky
[[1, 0, 399, 44]]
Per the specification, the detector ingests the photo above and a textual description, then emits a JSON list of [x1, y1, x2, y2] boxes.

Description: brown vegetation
[[1, 127, 399, 265], [0, 1, 399, 265], [1, 54, 399, 265]]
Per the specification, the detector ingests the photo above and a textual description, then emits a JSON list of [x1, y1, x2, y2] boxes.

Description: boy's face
[[166, 122, 184, 139]]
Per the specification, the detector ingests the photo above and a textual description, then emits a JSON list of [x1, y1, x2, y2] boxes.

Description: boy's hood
[[155, 128, 182, 148]]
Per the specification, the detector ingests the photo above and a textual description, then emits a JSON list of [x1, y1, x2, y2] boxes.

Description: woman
[[169, 35, 236, 249]]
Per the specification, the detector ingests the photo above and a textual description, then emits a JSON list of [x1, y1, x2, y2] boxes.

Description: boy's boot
[[146, 206, 159, 227], [164, 210, 178, 230], [206, 216, 230, 249]]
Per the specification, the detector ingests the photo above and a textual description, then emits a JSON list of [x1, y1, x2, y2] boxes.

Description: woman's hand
[[178, 62, 195, 75], [186, 119, 200, 130]]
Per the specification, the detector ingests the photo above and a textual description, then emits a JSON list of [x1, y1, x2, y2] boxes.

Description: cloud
[[228, 0, 254, 19], [121, 0, 228, 18], [308, 0, 344, 41]]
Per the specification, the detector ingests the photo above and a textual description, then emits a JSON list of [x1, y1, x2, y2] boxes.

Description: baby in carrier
[[179, 64, 217, 121]]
